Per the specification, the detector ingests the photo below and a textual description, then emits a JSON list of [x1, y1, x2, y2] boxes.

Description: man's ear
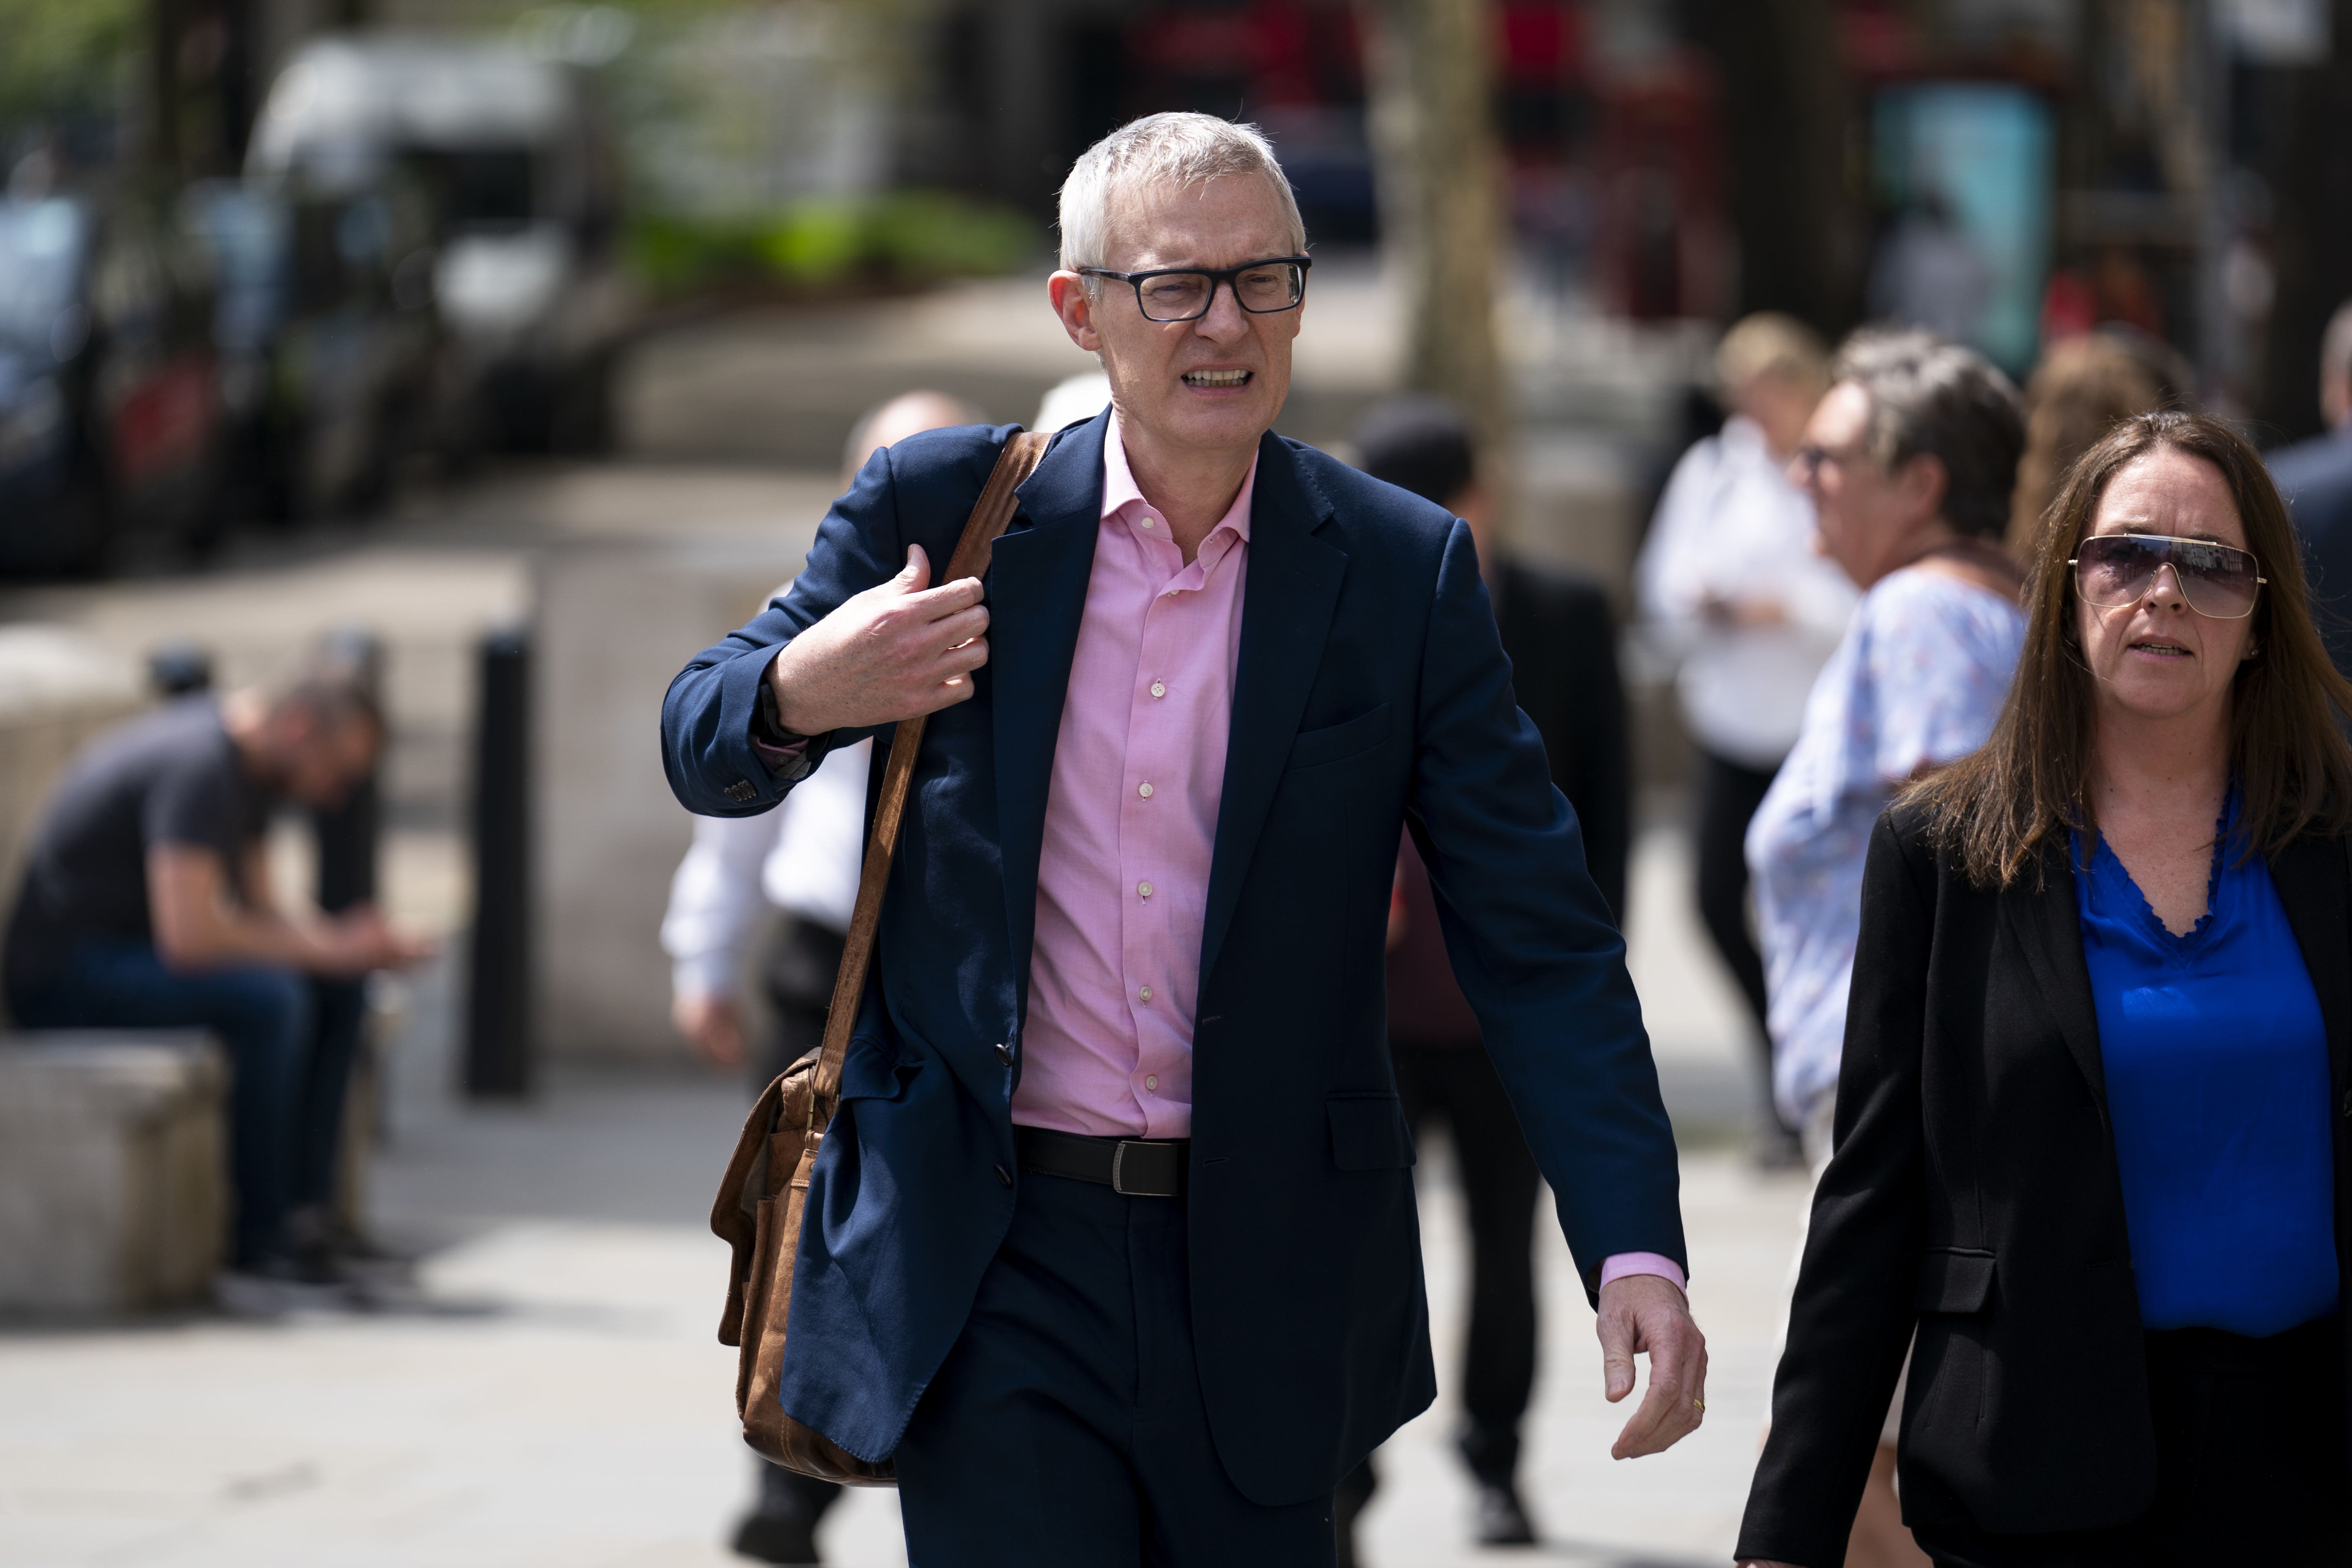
[[1048, 271, 1103, 355]]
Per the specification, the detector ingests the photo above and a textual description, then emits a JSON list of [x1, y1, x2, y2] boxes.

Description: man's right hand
[[766, 545, 990, 737]]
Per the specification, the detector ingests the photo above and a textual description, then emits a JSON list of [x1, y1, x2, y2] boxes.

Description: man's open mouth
[[1182, 369, 1251, 388]]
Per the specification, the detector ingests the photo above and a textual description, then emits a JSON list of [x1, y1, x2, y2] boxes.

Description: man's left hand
[[1596, 1272, 1708, 1459]]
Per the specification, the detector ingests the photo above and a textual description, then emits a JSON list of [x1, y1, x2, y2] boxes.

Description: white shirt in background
[[660, 737, 872, 1001], [1636, 415, 1858, 770]]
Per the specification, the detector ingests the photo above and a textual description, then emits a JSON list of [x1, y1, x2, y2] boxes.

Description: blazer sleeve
[[660, 430, 1005, 818], [1736, 809, 1936, 1568], [1408, 520, 1685, 1292]]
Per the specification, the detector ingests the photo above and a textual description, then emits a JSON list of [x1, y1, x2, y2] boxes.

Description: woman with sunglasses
[[1736, 410, 2352, 1568]]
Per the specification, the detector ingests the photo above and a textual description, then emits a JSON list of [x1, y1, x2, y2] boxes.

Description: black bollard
[[465, 626, 534, 1099], [312, 626, 384, 915]]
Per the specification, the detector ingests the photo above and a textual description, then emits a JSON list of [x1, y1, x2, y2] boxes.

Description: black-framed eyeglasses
[[1077, 255, 1312, 323], [2069, 532, 2266, 620]]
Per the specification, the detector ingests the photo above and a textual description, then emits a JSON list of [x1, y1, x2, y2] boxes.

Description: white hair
[[1057, 112, 1306, 280]]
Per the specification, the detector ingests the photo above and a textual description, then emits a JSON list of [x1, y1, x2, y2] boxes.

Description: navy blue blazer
[[660, 412, 1686, 1504]]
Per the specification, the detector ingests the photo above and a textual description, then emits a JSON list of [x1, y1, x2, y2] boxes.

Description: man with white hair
[[662, 112, 1701, 1564]]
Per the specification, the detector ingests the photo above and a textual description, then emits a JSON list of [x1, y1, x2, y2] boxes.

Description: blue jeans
[[9, 944, 336, 1266]]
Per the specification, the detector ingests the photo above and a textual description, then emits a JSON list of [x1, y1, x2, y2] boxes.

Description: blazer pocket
[[1284, 704, 1391, 772], [1328, 1092, 1416, 1171], [1914, 1247, 1997, 1314]]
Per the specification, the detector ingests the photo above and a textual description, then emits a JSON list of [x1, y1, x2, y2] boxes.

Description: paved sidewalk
[[0, 925, 1796, 1568]]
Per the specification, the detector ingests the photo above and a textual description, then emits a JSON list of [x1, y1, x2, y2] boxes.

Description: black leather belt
[[1015, 1126, 1188, 1198]]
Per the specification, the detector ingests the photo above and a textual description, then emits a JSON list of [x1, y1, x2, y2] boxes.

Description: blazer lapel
[[2268, 832, 2352, 1096], [989, 414, 1105, 995], [2008, 840, 2112, 1121], [1199, 434, 1347, 988]]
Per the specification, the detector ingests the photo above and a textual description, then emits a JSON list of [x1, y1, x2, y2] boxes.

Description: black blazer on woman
[[1735, 800, 2352, 1568]]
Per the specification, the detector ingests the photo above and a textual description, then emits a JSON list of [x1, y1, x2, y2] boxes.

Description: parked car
[[247, 36, 635, 457], [181, 174, 441, 523], [0, 191, 227, 575]]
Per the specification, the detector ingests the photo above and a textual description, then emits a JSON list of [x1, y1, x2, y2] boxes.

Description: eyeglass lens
[[1137, 262, 1304, 322], [2074, 534, 2261, 618]]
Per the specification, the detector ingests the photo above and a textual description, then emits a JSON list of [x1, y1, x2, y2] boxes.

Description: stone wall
[[532, 537, 811, 1062]]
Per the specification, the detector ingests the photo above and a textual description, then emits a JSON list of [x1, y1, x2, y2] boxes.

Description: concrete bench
[[0, 1032, 227, 1314]]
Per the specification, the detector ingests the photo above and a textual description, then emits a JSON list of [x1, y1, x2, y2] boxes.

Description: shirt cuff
[[1597, 1252, 1687, 1294], [749, 665, 826, 785]]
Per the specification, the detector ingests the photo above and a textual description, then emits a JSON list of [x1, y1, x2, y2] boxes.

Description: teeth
[[1183, 369, 1250, 386]]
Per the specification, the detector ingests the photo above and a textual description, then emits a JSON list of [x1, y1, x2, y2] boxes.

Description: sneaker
[[1473, 1479, 1538, 1546], [214, 1255, 354, 1317]]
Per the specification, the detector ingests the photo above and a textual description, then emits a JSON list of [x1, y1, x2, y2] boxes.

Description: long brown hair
[[1912, 410, 2352, 887]]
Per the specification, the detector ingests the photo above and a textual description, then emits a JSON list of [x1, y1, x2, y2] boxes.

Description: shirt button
[[1140, 516, 1154, 529], [1137, 881, 1153, 899], [1150, 681, 1166, 698], [1146, 1074, 1159, 1092], [1138, 985, 1153, 1003], [995, 1041, 1014, 1067], [1137, 781, 1154, 798], [994, 1164, 1013, 1188]]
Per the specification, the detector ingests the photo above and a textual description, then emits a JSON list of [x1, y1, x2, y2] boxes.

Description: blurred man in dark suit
[[2270, 300, 2352, 678], [1336, 398, 1633, 1554]]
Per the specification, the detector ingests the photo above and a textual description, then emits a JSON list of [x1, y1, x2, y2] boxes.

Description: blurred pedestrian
[[1746, 328, 2027, 1568], [1738, 411, 2352, 1568], [1636, 313, 1853, 1167], [662, 110, 1702, 1566], [1332, 395, 1631, 1554], [662, 388, 976, 1567], [1867, 192, 1992, 349], [2267, 298, 2352, 678], [2, 671, 428, 1304], [2008, 333, 2162, 555]]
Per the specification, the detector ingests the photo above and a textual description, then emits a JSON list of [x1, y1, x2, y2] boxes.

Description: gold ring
[[1692, 1399, 1706, 1412]]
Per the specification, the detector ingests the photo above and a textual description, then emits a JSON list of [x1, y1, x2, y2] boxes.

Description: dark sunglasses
[[2069, 533, 2266, 620]]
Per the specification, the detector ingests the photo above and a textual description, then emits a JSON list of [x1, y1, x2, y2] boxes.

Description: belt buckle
[[1110, 1140, 1172, 1198]]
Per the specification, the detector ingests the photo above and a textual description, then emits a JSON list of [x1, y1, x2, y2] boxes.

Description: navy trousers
[[894, 1169, 1338, 1567], [10, 943, 362, 1266]]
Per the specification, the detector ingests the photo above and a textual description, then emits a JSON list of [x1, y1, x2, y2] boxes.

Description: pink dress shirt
[[1007, 416, 1681, 1294], [1014, 413, 1250, 1140]]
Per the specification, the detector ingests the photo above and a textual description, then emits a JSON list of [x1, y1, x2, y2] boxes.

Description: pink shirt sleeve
[[1597, 1252, 1687, 1293]]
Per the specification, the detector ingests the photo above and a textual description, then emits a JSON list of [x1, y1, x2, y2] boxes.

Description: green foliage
[[627, 191, 1041, 296], [0, 0, 138, 131]]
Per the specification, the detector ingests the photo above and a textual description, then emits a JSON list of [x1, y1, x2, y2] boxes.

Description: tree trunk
[[2255, 0, 2352, 444], [1697, 0, 1856, 339], [1362, 0, 1511, 466]]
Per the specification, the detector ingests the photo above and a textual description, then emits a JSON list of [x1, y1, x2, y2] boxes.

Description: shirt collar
[[1103, 408, 1257, 543]]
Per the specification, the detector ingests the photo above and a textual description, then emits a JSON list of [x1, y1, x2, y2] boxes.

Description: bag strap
[[805, 429, 1053, 1125]]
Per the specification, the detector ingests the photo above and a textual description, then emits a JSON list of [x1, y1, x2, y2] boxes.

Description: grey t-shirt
[[4, 698, 274, 984]]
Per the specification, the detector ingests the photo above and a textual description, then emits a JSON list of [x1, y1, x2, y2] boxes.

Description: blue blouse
[[2073, 802, 2339, 1337]]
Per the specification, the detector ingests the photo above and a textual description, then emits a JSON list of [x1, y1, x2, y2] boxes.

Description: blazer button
[[995, 1164, 1013, 1188], [995, 1041, 1014, 1067], [2340, 1090, 2352, 1120]]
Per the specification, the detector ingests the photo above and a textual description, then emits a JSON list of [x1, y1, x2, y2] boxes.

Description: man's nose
[[1193, 279, 1250, 337]]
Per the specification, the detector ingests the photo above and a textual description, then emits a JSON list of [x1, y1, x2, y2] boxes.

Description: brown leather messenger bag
[[708, 428, 1051, 1482]]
